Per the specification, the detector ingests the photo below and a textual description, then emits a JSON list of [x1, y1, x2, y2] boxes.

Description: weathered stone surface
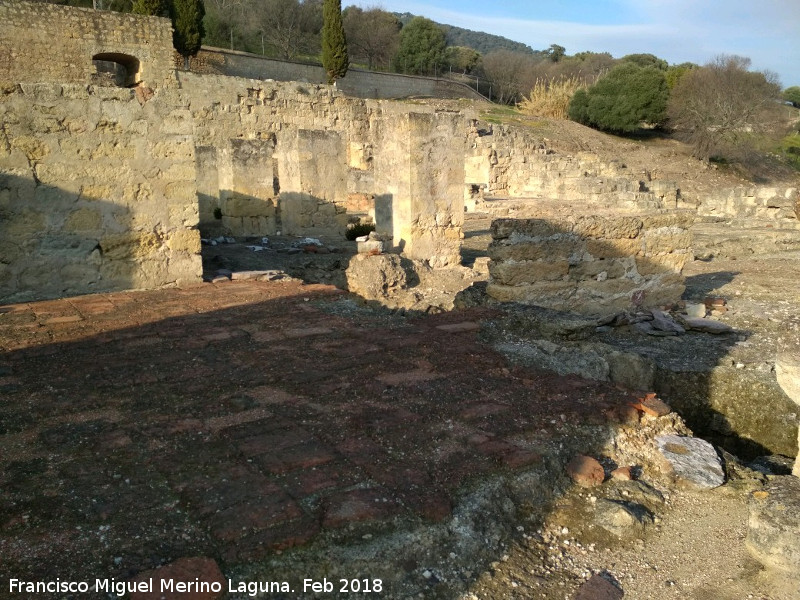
[[566, 455, 605, 487], [656, 435, 725, 489], [487, 213, 690, 316], [345, 254, 411, 301], [573, 574, 624, 600], [681, 317, 734, 334], [746, 476, 800, 573], [774, 317, 800, 476], [594, 499, 653, 538]]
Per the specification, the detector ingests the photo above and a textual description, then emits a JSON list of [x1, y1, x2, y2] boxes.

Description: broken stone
[[566, 455, 605, 487], [604, 480, 665, 513], [594, 498, 653, 538], [292, 237, 323, 247], [680, 317, 734, 334], [246, 245, 266, 252], [649, 310, 685, 334], [610, 466, 633, 481], [685, 303, 707, 318], [656, 435, 725, 489], [746, 476, 800, 573], [357, 239, 384, 254], [632, 394, 671, 417], [573, 574, 624, 600]]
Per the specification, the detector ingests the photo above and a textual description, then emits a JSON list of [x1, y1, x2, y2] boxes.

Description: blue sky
[[347, 0, 800, 87]]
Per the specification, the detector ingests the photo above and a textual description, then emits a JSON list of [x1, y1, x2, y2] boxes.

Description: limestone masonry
[[1, 0, 797, 304]]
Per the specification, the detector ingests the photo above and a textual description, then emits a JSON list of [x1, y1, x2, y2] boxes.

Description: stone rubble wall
[[0, 0, 175, 89], [178, 73, 467, 266], [0, 83, 202, 303], [178, 46, 486, 101], [466, 124, 681, 213], [697, 185, 799, 228], [487, 209, 695, 315]]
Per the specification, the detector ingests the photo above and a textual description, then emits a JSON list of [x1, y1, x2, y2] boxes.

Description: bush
[[568, 63, 668, 133], [519, 76, 586, 120], [667, 55, 783, 160], [345, 222, 375, 240]]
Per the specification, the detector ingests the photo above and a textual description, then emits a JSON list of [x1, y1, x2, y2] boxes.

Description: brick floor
[[0, 280, 639, 588]]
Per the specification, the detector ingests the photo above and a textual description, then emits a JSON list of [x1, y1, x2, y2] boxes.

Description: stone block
[[585, 237, 642, 259], [569, 259, 627, 281], [635, 251, 691, 275], [166, 229, 201, 254], [99, 231, 160, 260], [643, 228, 692, 255], [491, 218, 563, 240], [489, 260, 569, 286], [572, 215, 643, 239], [489, 237, 581, 262]]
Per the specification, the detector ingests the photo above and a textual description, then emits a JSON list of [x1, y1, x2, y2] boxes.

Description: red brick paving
[[0, 280, 640, 588]]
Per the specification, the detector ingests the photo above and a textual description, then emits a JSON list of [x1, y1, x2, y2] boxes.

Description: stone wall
[[181, 47, 486, 101], [465, 124, 681, 212], [698, 185, 799, 227], [179, 72, 468, 262], [0, 83, 201, 303], [0, 0, 175, 88], [487, 208, 694, 315]]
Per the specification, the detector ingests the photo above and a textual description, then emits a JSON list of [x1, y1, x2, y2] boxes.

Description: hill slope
[[393, 12, 538, 56]]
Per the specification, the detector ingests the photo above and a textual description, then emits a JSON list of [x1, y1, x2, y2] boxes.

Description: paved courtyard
[[0, 280, 638, 596]]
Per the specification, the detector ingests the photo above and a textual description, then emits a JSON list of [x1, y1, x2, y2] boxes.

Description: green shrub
[[568, 63, 668, 133]]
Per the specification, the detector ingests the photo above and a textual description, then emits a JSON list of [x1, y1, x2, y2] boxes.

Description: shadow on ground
[[0, 280, 644, 598]]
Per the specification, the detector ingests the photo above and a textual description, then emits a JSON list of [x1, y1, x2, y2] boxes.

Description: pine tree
[[321, 0, 348, 84], [171, 0, 205, 69], [131, 0, 167, 17]]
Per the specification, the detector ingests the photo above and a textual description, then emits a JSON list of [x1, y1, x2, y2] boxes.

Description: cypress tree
[[131, 0, 167, 17], [171, 0, 205, 69], [322, 0, 348, 84]]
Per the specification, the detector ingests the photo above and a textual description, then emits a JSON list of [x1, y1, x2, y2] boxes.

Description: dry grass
[[518, 76, 587, 120]]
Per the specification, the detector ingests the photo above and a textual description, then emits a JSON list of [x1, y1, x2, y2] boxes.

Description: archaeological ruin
[[2, 1, 800, 597]]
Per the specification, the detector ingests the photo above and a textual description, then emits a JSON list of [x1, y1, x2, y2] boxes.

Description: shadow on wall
[[0, 173, 183, 305], [484, 213, 798, 459]]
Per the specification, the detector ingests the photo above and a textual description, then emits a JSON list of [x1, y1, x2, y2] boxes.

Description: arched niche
[[91, 52, 141, 87]]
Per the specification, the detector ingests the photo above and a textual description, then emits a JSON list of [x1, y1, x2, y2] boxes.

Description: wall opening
[[91, 53, 141, 87]]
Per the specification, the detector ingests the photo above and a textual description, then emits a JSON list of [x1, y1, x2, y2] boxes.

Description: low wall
[[181, 47, 486, 101], [487, 209, 694, 315]]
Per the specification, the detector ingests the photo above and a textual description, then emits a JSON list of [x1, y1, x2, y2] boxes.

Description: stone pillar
[[775, 317, 800, 476], [374, 112, 466, 268]]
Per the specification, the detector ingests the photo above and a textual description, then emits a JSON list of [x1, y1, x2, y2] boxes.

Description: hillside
[[393, 12, 538, 56]]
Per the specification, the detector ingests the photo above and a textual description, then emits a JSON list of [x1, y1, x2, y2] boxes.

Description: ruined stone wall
[[466, 125, 679, 212], [698, 185, 799, 227], [0, 0, 175, 88], [0, 83, 201, 304], [487, 209, 694, 315], [182, 47, 485, 101], [179, 72, 467, 264]]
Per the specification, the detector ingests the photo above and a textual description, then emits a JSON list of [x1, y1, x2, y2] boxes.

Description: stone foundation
[[487, 208, 694, 315]]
